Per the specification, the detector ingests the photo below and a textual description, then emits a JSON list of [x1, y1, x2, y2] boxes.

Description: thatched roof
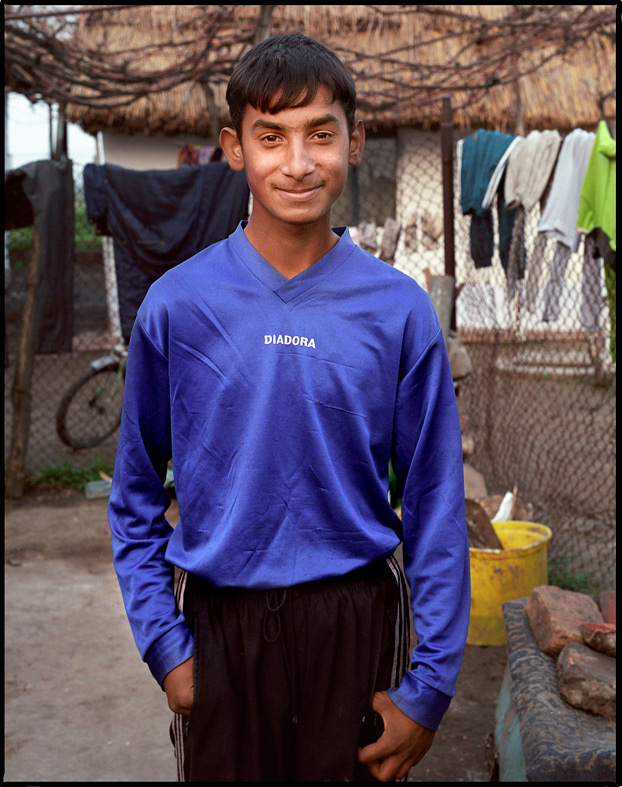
[[64, 4, 616, 137]]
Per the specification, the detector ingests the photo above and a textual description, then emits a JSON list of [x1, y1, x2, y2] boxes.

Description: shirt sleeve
[[387, 320, 471, 731], [108, 304, 194, 687]]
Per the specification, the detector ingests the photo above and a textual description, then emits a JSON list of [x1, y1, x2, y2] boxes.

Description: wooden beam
[[6, 227, 42, 498]]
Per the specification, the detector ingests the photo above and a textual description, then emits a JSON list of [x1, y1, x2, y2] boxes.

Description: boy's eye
[[259, 131, 334, 144]]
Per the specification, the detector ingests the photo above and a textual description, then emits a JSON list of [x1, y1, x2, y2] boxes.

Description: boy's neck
[[244, 216, 340, 280]]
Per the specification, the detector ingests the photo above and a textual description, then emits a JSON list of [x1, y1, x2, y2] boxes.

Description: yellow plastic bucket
[[467, 521, 552, 646]]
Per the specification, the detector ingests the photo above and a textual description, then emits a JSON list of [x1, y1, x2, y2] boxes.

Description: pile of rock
[[526, 585, 616, 717]]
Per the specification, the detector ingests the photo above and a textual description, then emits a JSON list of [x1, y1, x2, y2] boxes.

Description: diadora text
[[264, 334, 316, 348]]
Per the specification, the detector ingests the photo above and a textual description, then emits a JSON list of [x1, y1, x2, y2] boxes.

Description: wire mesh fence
[[335, 129, 616, 591], [5, 162, 120, 478], [5, 131, 616, 590]]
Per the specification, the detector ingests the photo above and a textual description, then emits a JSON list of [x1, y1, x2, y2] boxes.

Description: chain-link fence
[[333, 129, 616, 591], [5, 130, 616, 590], [5, 162, 119, 479]]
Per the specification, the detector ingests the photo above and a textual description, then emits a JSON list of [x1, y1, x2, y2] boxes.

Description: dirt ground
[[5, 488, 507, 783]]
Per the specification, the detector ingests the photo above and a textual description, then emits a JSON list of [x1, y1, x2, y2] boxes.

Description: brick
[[526, 585, 603, 658], [580, 622, 616, 657], [598, 590, 616, 624], [556, 641, 616, 717]]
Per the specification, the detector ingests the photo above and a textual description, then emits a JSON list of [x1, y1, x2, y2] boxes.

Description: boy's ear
[[219, 127, 245, 172], [348, 120, 365, 167]]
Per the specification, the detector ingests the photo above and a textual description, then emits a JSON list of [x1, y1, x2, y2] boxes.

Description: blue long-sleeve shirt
[[108, 222, 470, 731]]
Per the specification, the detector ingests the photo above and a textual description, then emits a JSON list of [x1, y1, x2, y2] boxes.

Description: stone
[[447, 330, 473, 380], [556, 641, 616, 717], [599, 590, 616, 624], [379, 217, 401, 263], [358, 221, 378, 254], [463, 463, 487, 499], [403, 211, 418, 254], [462, 434, 475, 457], [421, 209, 443, 245], [526, 585, 604, 658], [580, 622, 616, 657]]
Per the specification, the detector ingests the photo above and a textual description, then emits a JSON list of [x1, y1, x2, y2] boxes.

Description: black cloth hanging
[[5, 158, 75, 354], [83, 161, 250, 341]]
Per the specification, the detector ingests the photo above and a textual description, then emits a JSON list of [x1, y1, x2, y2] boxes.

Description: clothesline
[[457, 122, 616, 361], [83, 161, 250, 341]]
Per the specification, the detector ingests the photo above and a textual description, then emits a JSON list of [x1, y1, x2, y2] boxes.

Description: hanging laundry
[[83, 162, 249, 341], [504, 206, 526, 300], [580, 234, 605, 333], [535, 128, 596, 322], [537, 129, 596, 253], [503, 130, 562, 300], [505, 129, 562, 212], [577, 120, 616, 266], [577, 121, 616, 361], [178, 144, 217, 168], [457, 129, 521, 269], [522, 233, 549, 314], [5, 158, 75, 354], [542, 243, 572, 322], [522, 169, 559, 315]]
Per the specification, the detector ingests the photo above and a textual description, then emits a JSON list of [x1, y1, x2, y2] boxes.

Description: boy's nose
[[281, 141, 315, 180]]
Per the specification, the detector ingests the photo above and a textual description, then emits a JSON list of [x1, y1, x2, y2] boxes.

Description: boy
[[109, 33, 470, 782]]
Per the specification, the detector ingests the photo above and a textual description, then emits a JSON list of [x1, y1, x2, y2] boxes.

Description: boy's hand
[[357, 690, 435, 781], [163, 656, 194, 715]]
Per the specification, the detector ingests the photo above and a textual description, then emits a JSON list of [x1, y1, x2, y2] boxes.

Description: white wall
[[393, 128, 447, 284], [100, 130, 215, 170]]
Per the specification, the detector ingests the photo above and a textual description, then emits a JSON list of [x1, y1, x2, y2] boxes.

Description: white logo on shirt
[[265, 334, 316, 349]]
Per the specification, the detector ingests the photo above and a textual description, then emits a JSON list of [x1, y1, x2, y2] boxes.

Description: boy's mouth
[[277, 186, 321, 201]]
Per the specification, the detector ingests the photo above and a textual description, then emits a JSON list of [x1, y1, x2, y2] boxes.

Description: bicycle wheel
[[56, 364, 125, 449]]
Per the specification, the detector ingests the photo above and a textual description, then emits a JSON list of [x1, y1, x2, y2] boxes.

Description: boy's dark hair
[[226, 33, 357, 136]]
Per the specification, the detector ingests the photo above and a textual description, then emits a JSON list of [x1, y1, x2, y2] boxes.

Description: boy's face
[[220, 84, 364, 233]]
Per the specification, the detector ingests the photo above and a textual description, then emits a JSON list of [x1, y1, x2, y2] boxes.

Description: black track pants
[[170, 556, 411, 782]]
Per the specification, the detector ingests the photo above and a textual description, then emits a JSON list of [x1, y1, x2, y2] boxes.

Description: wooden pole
[[254, 5, 275, 44], [441, 95, 456, 330], [6, 226, 42, 499]]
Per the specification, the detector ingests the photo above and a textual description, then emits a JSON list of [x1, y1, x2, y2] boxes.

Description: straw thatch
[[64, 4, 616, 136]]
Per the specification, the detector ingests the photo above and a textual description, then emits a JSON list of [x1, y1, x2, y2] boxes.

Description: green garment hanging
[[578, 120, 616, 253]]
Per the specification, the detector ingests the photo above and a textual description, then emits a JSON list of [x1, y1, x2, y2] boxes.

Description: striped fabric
[[170, 557, 411, 782]]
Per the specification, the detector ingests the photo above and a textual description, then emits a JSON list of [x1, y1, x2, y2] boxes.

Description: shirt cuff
[[145, 621, 194, 687], [387, 672, 452, 731]]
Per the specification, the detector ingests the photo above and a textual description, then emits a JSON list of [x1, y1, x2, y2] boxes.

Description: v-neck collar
[[229, 221, 356, 303]]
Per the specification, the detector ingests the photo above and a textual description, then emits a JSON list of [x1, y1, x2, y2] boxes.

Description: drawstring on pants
[[262, 589, 287, 642], [262, 589, 298, 724]]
